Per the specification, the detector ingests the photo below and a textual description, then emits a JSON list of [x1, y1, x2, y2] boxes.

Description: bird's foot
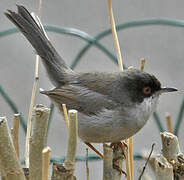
[[110, 141, 128, 175], [113, 158, 127, 176], [110, 141, 127, 158]]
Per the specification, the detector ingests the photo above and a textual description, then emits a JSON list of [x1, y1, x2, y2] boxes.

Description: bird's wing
[[68, 71, 121, 97], [41, 84, 117, 115]]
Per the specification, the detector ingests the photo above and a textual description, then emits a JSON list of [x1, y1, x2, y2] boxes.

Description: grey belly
[[77, 110, 146, 143]]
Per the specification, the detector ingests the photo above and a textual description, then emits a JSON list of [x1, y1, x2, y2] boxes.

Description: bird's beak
[[159, 87, 178, 94]]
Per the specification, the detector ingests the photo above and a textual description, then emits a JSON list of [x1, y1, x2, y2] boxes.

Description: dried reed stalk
[[140, 58, 146, 70], [107, 0, 123, 71], [125, 139, 131, 180], [107, 1, 134, 178]]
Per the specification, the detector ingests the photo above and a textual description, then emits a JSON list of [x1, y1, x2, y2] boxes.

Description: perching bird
[[5, 5, 177, 143]]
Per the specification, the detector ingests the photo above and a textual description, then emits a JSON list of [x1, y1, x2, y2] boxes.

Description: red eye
[[143, 86, 152, 95]]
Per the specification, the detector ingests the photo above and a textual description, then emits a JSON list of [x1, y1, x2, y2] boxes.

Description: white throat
[[131, 95, 159, 128]]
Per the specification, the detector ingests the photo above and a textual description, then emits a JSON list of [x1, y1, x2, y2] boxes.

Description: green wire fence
[[0, 18, 184, 163]]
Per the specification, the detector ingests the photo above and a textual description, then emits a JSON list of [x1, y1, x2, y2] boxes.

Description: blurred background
[[0, 0, 184, 178]]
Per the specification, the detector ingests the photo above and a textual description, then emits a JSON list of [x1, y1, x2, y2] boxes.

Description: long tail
[[5, 5, 73, 86]]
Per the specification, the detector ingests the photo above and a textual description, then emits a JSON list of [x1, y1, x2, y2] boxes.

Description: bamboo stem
[[125, 139, 131, 180], [107, 0, 123, 71], [51, 110, 78, 180], [165, 113, 173, 133], [42, 147, 51, 180], [11, 114, 20, 160], [154, 155, 173, 180], [0, 117, 26, 180], [29, 104, 50, 180], [129, 137, 134, 179], [103, 143, 126, 180], [160, 132, 184, 178], [65, 110, 78, 164], [62, 104, 69, 130], [125, 154, 131, 179], [161, 132, 181, 162], [140, 58, 146, 70], [0, 161, 6, 180], [25, 0, 43, 168], [86, 148, 90, 180], [25, 70, 39, 168], [106, 1, 134, 179], [103, 144, 113, 180]]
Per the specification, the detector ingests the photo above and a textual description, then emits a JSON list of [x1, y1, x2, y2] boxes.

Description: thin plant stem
[[125, 139, 131, 180], [86, 148, 90, 180], [107, 0, 123, 71], [129, 137, 134, 179], [138, 144, 155, 180], [25, 0, 43, 168], [140, 58, 146, 70]]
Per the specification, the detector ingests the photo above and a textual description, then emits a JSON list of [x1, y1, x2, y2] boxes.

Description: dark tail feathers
[[5, 5, 73, 86]]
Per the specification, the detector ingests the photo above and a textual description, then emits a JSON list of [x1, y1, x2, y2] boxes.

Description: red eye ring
[[143, 86, 152, 95]]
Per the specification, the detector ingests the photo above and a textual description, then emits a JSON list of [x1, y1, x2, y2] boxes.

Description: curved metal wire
[[0, 85, 27, 132], [73, 18, 184, 69], [174, 97, 184, 135]]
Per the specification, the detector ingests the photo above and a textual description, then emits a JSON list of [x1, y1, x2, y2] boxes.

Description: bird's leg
[[110, 141, 128, 151], [85, 142, 104, 159], [113, 158, 127, 176], [110, 141, 127, 176]]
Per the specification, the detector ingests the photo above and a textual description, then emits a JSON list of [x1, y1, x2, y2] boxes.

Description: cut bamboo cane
[[103, 144, 113, 180], [11, 114, 20, 160], [0, 117, 26, 180], [62, 104, 69, 130], [161, 132, 184, 178], [165, 113, 173, 133], [51, 110, 78, 180], [154, 155, 173, 180], [103, 143, 126, 180], [65, 110, 78, 164], [29, 104, 50, 180], [42, 147, 51, 180]]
